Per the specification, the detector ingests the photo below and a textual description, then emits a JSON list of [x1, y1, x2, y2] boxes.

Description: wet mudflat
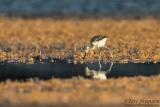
[[0, 0, 160, 106], [0, 17, 160, 106], [0, 17, 160, 63], [0, 60, 160, 107], [0, 74, 160, 107], [0, 59, 160, 81]]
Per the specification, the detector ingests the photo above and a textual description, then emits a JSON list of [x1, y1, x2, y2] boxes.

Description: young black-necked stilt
[[84, 35, 114, 60], [84, 60, 114, 79]]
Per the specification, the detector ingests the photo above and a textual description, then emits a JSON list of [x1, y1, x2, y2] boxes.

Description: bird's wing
[[90, 35, 107, 43]]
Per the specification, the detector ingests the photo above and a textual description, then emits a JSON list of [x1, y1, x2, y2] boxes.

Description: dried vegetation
[[0, 17, 160, 63], [0, 75, 160, 107], [0, 16, 160, 106]]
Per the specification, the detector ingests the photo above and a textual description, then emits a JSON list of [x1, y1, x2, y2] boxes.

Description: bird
[[84, 35, 114, 60], [84, 60, 114, 79]]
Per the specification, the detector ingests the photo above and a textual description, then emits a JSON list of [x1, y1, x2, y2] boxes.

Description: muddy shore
[[0, 17, 160, 64], [0, 75, 160, 107], [0, 5, 160, 106]]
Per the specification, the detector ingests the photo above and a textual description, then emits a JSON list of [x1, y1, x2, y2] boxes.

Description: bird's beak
[[83, 52, 87, 59]]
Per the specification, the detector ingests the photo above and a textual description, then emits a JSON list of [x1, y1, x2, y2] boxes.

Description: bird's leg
[[98, 47, 101, 59], [105, 47, 115, 61], [106, 61, 114, 74], [97, 60, 101, 77], [104, 47, 114, 74], [97, 46, 102, 71], [84, 52, 87, 59], [83, 52, 88, 64], [98, 60, 102, 71]]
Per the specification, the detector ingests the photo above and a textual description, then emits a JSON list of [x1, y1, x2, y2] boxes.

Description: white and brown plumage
[[84, 35, 114, 60]]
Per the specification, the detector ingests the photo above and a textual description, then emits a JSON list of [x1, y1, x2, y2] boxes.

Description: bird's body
[[84, 35, 114, 60], [84, 60, 114, 80], [84, 35, 108, 53], [90, 35, 108, 48], [85, 66, 107, 79]]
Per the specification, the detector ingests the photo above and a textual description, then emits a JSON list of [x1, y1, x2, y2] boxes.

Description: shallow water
[[0, 59, 160, 81], [0, 0, 160, 16]]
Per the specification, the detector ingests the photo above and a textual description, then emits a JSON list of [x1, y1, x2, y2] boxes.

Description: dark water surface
[[0, 59, 160, 81], [0, 0, 160, 17]]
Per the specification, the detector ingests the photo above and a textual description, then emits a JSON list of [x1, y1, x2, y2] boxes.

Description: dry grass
[[0, 75, 160, 107], [0, 16, 160, 106], [0, 17, 160, 63]]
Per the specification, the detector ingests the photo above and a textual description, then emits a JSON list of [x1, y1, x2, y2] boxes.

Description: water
[[0, 0, 160, 16], [0, 59, 160, 81]]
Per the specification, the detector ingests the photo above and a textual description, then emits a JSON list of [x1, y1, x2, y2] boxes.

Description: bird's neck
[[85, 44, 95, 53], [90, 44, 95, 50]]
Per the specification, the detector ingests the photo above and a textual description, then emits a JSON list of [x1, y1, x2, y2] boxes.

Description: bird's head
[[83, 45, 90, 54], [83, 45, 89, 59], [83, 45, 94, 59]]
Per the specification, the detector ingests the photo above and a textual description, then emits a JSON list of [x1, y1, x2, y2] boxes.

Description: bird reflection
[[84, 61, 114, 79]]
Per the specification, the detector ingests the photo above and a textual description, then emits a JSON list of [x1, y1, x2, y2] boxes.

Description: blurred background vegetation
[[0, 0, 160, 63], [0, 0, 160, 18]]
